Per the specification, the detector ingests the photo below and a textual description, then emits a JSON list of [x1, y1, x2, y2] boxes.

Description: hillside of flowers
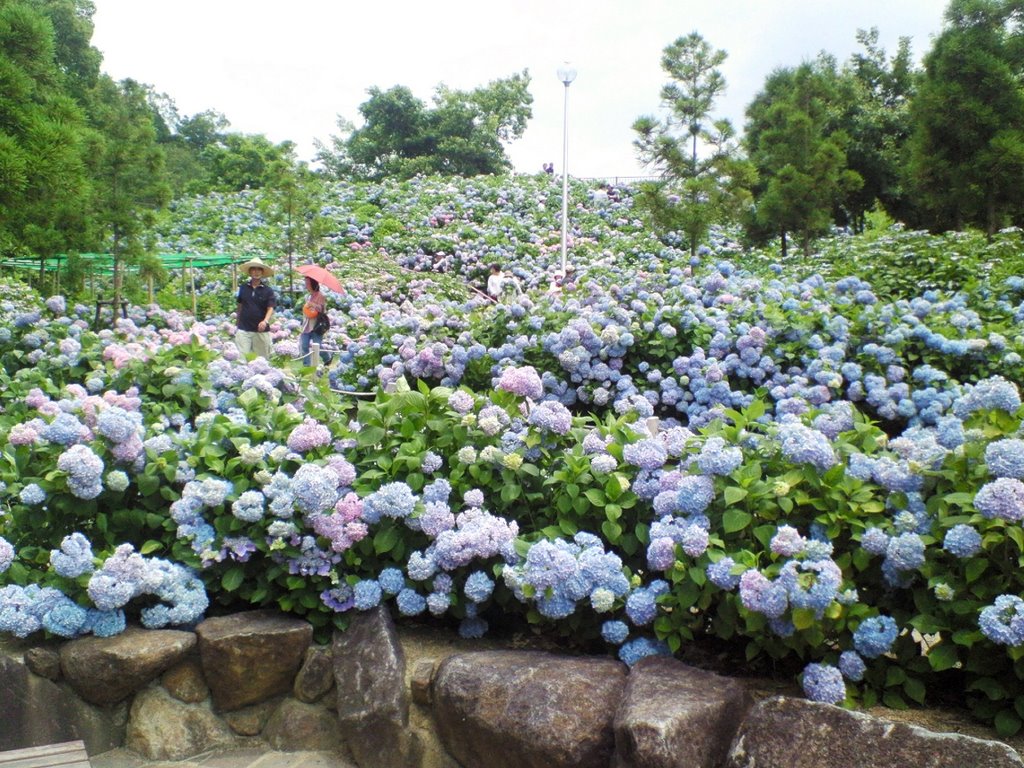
[[3, 173, 1024, 733]]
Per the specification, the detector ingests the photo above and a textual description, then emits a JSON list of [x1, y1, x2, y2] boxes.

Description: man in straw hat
[[235, 257, 276, 359]]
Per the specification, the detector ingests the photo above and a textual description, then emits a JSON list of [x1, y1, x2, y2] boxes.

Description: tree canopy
[[315, 71, 533, 181]]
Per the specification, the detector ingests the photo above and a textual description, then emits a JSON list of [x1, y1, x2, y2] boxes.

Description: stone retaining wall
[[1, 607, 1021, 768]]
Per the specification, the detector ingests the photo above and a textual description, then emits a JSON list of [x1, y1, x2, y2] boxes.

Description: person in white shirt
[[486, 263, 505, 299]]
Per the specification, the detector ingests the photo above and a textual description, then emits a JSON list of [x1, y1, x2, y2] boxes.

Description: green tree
[[632, 32, 755, 257], [86, 76, 171, 310], [147, 98, 231, 196], [905, 0, 1024, 235], [0, 0, 91, 259], [316, 71, 533, 180], [744, 59, 862, 258], [838, 28, 917, 230], [23, 0, 100, 102], [200, 131, 297, 191], [260, 162, 328, 303]]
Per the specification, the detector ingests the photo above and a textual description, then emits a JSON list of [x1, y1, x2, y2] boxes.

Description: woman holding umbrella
[[296, 264, 343, 368]]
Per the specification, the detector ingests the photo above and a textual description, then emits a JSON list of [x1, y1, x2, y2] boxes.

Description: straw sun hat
[[239, 257, 274, 276]]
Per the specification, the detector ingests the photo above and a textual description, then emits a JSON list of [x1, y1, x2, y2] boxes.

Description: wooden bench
[[0, 741, 90, 768]]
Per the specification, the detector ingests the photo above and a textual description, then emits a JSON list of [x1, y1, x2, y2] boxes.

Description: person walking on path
[[299, 276, 331, 367], [235, 257, 276, 359]]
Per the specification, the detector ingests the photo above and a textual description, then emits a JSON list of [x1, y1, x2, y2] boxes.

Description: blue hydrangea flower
[[464, 571, 495, 603], [50, 532, 94, 578], [676, 474, 715, 516], [838, 650, 866, 681], [618, 636, 671, 666], [42, 597, 88, 638], [83, 608, 126, 638], [884, 532, 926, 572], [943, 524, 982, 559], [19, 483, 47, 506], [291, 464, 340, 516], [985, 439, 1024, 479], [974, 478, 1024, 522], [979, 595, 1024, 646], [623, 439, 668, 471], [231, 490, 266, 523], [378, 567, 406, 595], [853, 615, 899, 658], [777, 422, 837, 472], [860, 527, 889, 556], [353, 579, 383, 610], [625, 580, 669, 626], [0, 537, 14, 573], [362, 482, 417, 523], [458, 616, 488, 639], [421, 452, 443, 474], [601, 620, 629, 645], [696, 436, 743, 476], [396, 588, 426, 616], [706, 557, 741, 590], [802, 663, 846, 704]]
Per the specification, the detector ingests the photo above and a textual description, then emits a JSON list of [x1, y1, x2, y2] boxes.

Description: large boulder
[[432, 649, 628, 768], [125, 685, 237, 760], [196, 609, 312, 712], [262, 699, 343, 752], [725, 696, 1024, 768], [614, 656, 751, 768], [59, 627, 196, 706], [333, 606, 418, 768], [293, 644, 335, 704], [0, 651, 124, 753]]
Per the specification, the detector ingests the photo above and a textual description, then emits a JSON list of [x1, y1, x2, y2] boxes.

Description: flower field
[[3, 173, 1024, 731]]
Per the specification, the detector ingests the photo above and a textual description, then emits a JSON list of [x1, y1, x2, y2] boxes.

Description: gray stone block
[[432, 649, 627, 768], [725, 696, 1024, 768], [614, 655, 751, 768]]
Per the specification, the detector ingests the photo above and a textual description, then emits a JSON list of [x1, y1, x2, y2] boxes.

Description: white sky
[[90, 0, 949, 180]]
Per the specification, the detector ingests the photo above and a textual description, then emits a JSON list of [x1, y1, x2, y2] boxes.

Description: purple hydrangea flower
[[286, 418, 332, 453], [496, 366, 543, 400]]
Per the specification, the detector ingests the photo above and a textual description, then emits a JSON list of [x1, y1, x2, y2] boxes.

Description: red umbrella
[[295, 264, 344, 294]]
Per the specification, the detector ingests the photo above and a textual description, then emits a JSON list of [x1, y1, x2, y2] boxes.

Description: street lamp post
[[557, 63, 577, 276]]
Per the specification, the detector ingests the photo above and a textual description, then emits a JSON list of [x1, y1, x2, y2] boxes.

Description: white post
[[557, 63, 576, 276]]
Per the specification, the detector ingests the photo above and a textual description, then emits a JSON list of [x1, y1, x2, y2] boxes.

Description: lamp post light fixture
[[557, 62, 577, 276]]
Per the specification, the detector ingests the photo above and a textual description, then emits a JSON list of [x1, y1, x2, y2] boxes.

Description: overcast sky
[[90, 0, 949, 180]]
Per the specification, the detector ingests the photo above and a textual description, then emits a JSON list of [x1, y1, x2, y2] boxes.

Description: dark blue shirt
[[236, 282, 276, 332]]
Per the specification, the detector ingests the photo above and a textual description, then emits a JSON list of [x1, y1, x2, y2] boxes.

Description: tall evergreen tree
[[0, 0, 91, 258], [906, 0, 1024, 235], [632, 33, 754, 257], [744, 59, 862, 257], [86, 76, 170, 309]]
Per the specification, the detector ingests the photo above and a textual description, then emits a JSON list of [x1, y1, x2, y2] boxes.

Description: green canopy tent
[[0, 253, 277, 315]]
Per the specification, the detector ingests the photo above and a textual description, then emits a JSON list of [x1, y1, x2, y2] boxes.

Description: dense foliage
[[2, 174, 1024, 737]]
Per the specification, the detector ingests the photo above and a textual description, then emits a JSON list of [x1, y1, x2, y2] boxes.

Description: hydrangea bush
[[3, 174, 1024, 734]]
